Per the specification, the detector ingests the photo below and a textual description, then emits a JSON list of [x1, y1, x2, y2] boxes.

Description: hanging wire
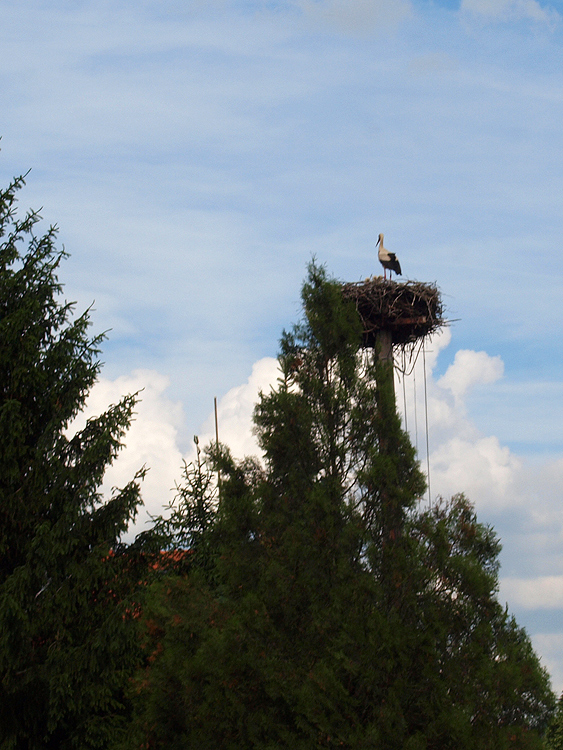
[[394, 339, 427, 449], [394, 339, 424, 378], [394, 339, 432, 505], [401, 349, 408, 432], [422, 345, 431, 507], [413, 363, 419, 452]]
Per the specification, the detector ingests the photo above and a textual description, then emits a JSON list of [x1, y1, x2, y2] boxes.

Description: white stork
[[376, 233, 402, 280]]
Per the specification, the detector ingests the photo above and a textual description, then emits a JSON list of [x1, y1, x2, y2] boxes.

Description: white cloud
[[194, 356, 281, 461], [83, 336, 519, 530], [501, 575, 563, 608], [431, 434, 520, 507], [68, 359, 280, 540], [72, 346, 563, 690], [437, 349, 504, 403], [395, 333, 523, 511], [531, 634, 563, 694], [461, 0, 560, 24], [68, 370, 184, 537], [60, 336, 563, 560], [394, 337, 563, 691]]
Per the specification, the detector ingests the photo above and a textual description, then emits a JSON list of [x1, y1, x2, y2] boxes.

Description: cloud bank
[[84, 336, 562, 577], [68, 370, 184, 537], [74, 337, 563, 690]]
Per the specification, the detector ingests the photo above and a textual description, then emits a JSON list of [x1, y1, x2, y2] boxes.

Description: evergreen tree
[[129, 261, 554, 749], [546, 694, 563, 750], [409, 495, 554, 748], [0, 173, 150, 748]]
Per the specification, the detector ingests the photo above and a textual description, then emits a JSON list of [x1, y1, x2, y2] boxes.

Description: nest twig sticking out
[[341, 278, 445, 347]]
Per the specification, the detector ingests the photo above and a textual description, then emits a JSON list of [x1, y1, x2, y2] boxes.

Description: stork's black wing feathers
[[389, 253, 401, 275]]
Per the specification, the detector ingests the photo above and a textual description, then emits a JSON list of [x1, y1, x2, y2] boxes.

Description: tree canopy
[[0, 173, 151, 749], [0, 165, 555, 749], [128, 262, 554, 749], [546, 694, 563, 750]]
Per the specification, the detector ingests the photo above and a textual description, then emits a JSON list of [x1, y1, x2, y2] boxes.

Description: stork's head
[[376, 233, 383, 246]]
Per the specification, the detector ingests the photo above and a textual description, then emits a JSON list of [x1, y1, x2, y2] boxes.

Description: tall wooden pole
[[375, 328, 395, 398], [374, 326, 401, 610]]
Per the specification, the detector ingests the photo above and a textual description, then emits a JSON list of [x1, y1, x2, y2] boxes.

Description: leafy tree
[[0, 173, 151, 748], [129, 261, 554, 749]]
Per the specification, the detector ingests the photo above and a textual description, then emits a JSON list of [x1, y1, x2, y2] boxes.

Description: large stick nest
[[341, 278, 445, 347]]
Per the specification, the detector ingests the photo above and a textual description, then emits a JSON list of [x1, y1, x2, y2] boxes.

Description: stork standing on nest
[[377, 233, 402, 280]]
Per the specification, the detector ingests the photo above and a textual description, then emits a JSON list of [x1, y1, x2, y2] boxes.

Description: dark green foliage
[[409, 495, 554, 749], [129, 261, 554, 749], [147, 436, 218, 574], [0, 174, 150, 749], [546, 695, 563, 750]]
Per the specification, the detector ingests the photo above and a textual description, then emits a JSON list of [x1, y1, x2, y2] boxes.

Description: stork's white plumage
[[376, 233, 402, 279]]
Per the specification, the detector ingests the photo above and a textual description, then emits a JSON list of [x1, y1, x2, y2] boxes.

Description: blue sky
[[3, 0, 563, 691]]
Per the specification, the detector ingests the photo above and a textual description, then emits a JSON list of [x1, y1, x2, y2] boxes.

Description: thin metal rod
[[214, 397, 221, 496]]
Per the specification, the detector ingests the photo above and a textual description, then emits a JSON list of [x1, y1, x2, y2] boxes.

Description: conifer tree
[[0, 173, 149, 749], [130, 261, 554, 749], [546, 694, 563, 750]]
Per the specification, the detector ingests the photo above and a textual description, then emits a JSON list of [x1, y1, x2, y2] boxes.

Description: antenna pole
[[214, 397, 221, 497]]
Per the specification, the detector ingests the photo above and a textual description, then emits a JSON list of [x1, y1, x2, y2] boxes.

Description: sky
[[2, 0, 563, 692]]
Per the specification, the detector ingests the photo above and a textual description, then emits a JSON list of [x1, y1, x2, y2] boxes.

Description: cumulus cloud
[[460, 0, 560, 25], [122, 331, 554, 528], [293, 0, 413, 33], [71, 347, 563, 691], [437, 349, 503, 404], [531, 634, 563, 694], [501, 576, 563, 608], [68, 360, 281, 540], [411, 345, 520, 508], [431, 435, 520, 506], [76, 341, 562, 547], [68, 369, 184, 538], [185, 338, 519, 520], [392, 336, 563, 692], [85, 333, 512, 526], [192, 356, 281, 461], [394, 330, 520, 511]]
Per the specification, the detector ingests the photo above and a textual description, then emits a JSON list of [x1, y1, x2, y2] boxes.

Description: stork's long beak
[[376, 236, 380, 246]]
